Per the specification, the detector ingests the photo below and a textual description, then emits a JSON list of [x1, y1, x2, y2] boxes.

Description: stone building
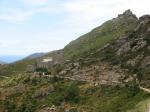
[[36, 57, 54, 69]]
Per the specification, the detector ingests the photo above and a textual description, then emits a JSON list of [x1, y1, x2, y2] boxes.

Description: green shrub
[[51, 82, 80, 105], [3, 98, 16, 112], [64, 82, 79, 103]]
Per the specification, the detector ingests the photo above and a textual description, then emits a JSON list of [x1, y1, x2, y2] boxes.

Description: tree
[[64, 82, 79, 103], [36, 67, 48, 73]]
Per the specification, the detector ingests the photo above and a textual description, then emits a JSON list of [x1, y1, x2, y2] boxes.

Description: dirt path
[[140, 86, 150, 93]]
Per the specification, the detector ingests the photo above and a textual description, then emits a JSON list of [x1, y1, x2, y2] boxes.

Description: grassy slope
[[64, 12, 138, 59], [127, 99, 150, 112]]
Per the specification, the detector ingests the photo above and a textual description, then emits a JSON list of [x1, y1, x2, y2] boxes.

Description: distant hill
[[25, 52, 46, 59], [0, 50, 64, 76], [0, 55, 24, 63], [0, 60, 6, 65]]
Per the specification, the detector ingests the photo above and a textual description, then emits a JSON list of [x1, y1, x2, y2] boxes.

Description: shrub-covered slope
[[0, 74, 150, 112]]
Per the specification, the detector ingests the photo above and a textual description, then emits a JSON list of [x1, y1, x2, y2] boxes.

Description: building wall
[[36, 61, 54, 69]]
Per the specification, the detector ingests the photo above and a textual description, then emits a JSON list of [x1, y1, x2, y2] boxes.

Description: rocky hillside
[[50, 10, 150, 87], [60, 10, 150, 86], [93, 14, 150, 87]]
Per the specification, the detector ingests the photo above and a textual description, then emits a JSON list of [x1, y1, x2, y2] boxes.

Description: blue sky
[[0, 0, 150, 57]]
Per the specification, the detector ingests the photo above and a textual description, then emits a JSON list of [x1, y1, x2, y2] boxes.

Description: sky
[[0, 0, 150, 58]]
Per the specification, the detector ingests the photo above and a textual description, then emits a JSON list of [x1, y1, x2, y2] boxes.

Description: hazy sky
[[0, 0, 149, 56]]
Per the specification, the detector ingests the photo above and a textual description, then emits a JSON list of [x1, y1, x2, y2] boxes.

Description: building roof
[[42, 57, 53, 62]]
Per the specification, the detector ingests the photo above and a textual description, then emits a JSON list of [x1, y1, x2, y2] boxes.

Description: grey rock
[[131, 40, 147, 52], [117, 42, 131, 55]]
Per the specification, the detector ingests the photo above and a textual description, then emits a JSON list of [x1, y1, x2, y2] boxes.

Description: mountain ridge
[[64, 9, 139, 59], [25, 52, 46, 59]]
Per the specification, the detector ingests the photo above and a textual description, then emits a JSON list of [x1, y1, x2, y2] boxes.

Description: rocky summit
[[0, 10, 150, 112]]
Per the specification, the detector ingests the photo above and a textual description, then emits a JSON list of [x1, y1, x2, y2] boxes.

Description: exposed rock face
[[117, 42, 131, 55], [59, 60, 128, 85], [139, 15, 150, 25], [126, 54, 144, 66], [131, 39, 147, 52], [118, 9, 137, 19]]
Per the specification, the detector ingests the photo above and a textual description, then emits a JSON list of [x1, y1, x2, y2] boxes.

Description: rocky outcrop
[[99, 13, 150, 86], [58, 60, 128, 85], [117, 42, 131, 55], [126, 54, 144, 66], [131, 39, 147, 52], [33, 85, 54, 98], [118, 9, 137, 20]]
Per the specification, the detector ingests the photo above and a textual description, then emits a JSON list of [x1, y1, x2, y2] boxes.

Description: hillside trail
[[139, 86, 150, 93]]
